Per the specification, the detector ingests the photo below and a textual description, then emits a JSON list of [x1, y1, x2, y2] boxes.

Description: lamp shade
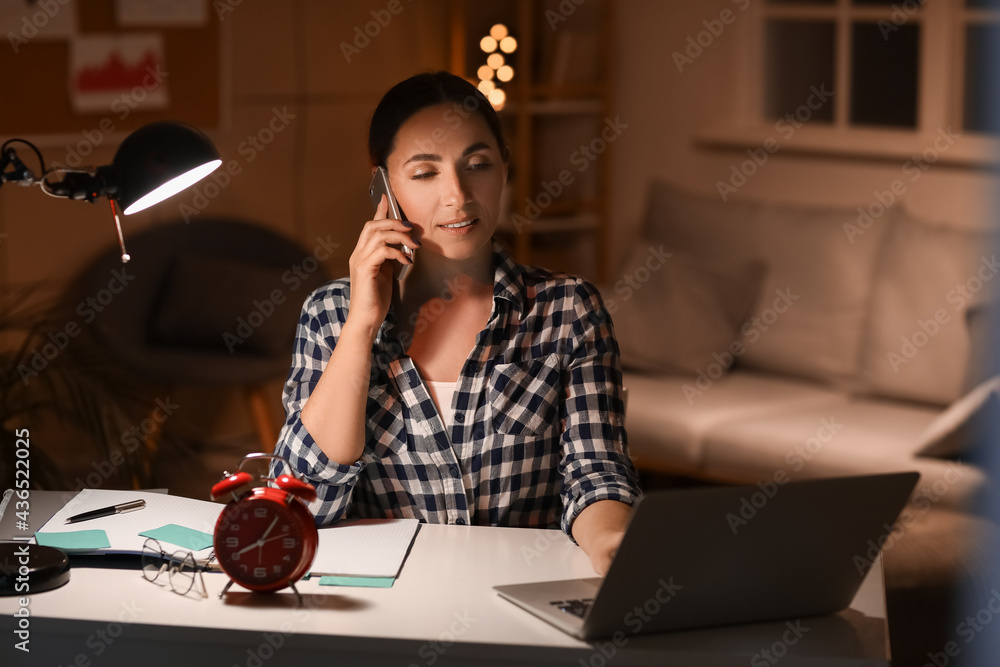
[[111, 121, 222, 215]]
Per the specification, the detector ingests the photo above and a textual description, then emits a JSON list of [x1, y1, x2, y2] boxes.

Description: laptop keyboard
[[550, 598, 594, 619]]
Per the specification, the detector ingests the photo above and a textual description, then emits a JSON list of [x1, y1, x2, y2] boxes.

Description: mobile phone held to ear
[[369, 166, 414, 281]]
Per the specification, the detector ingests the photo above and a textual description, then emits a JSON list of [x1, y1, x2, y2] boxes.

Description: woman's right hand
[[346, 194, 416, 337]]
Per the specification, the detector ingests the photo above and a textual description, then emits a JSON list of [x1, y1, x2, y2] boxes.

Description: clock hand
[[259, 516, 279, 542], [233, 516, 283, 556]]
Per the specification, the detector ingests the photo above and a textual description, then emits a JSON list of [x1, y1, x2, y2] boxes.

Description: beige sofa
[[606, 181, 997, 512]]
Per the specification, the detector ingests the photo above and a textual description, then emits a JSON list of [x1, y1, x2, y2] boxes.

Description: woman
[[273, 71, 639, 575]]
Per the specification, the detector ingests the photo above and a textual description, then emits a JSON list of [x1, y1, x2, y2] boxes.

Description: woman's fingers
[[372, 193, 389, 221], [356, 221, 419, 255]]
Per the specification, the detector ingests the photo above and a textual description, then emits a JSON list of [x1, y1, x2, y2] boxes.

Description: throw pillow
[[607, 240, 766, 376], [856, 208, 996, 405], [642, 181, 890, 388]]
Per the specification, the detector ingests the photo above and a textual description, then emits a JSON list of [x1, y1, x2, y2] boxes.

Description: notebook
[[494, 472, 919, 640]]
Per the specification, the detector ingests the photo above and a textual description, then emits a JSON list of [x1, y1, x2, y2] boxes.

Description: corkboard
[[0, 0, 219, 137]]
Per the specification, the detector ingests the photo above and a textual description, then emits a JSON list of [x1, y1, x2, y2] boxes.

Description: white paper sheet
[[35, 488, 222, 554], [310, 518, 420, 578]]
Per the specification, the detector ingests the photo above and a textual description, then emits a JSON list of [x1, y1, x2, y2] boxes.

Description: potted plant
[[0, 286, 163, 491]]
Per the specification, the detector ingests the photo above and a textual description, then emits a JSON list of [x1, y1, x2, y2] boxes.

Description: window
[[760, 0, 999, 137]]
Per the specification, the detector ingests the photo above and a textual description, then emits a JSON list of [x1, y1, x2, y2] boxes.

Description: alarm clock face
[[214, 491, 315, 592]]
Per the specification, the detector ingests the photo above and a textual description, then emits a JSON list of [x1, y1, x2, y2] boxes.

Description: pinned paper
[[36, 530, 111, 551], [139, 524, 214, 551], [319, 576, 395, 588]]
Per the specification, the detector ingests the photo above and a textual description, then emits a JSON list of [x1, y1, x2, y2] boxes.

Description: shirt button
[[455, 518, 466, 525], [467, 362, 478, 373], [449, 465, 460, 479], [454, 413, 465, 423]]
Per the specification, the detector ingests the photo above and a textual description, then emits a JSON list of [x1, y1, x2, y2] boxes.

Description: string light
[[476, 23, 517, 111]]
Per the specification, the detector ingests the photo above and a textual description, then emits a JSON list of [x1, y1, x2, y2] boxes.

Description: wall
[[2, 0, 996, 459], [608, 0, 998, 271], [0, 0, 451, 457]]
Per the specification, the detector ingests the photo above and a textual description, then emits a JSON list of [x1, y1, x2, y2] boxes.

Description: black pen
[[65, 499, 146, 524]]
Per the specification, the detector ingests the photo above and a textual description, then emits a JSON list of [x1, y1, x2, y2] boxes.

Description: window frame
[[698, 0, 1000, 167]]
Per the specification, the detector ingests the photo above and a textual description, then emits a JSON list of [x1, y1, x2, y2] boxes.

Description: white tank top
[[427, 380, 458, 427]]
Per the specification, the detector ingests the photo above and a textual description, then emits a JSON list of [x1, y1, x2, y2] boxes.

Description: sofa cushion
[[699, 399, 983, 511], [622, 368, 846, 473], [642, 181, 890, 388], [856, 209, 996, 405], [608, 241, 766, 375]]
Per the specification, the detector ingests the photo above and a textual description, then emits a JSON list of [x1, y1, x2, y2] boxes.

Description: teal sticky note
[[319, 576, 395, 588], [36, 530, 111, 551], [140, 524, 214, 551]]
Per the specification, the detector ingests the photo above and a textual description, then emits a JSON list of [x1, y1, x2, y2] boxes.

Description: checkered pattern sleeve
[[559, 279, 642, 537], [271, 280, 367, 525]]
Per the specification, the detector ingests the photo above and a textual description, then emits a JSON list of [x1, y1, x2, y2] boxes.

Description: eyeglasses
[[141, 537, 208, 598]]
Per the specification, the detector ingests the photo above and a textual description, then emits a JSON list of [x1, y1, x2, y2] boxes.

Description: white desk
[[1, 524, 889, 666]]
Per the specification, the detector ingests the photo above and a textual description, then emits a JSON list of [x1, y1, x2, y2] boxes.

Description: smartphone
[[368, 166, 414, 281]]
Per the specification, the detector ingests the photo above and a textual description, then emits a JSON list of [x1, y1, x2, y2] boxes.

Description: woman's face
[[384, 103, 507, 263]]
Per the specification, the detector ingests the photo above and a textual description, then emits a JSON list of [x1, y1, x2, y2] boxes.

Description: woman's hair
[[368, 71, 510, 169]]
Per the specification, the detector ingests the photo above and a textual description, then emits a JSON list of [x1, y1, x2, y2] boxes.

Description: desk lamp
[[0, 121, 222, 262]]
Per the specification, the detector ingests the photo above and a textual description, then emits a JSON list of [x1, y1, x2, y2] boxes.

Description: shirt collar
[[491, 241, 527, 320]]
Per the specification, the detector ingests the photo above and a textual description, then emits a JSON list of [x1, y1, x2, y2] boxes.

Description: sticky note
[[139, 524, 214, 551], [36, 530, 111, 551], [318, 576, 395, 588]]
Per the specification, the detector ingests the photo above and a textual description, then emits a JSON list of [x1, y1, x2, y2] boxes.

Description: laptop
[[494, 471, 919, 640]]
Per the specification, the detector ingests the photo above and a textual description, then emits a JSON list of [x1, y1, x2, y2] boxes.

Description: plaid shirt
[[272, 244, 640, 537]]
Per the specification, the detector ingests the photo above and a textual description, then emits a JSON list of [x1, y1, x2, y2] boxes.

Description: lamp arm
[[42, 166, 117, 203]]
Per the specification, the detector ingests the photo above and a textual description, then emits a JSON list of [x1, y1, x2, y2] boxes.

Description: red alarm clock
[[210, 453, 318, 602]]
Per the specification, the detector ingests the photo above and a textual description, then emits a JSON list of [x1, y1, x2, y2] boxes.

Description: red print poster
[[69, 33, 168, 115]]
